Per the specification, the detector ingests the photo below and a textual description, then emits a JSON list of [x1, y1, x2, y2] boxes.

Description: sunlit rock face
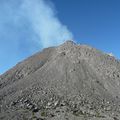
[[0, 41, 120, 120]]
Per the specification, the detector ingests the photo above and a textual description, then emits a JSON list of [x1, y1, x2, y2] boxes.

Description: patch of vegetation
[[41, 111, 48, 117], [94, 110, 105, 118]]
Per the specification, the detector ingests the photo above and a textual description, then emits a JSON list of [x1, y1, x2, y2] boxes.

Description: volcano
[[0, 41, 120, 120]]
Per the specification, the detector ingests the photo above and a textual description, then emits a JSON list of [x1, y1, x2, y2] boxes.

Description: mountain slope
[[0, 41, 120, 120]]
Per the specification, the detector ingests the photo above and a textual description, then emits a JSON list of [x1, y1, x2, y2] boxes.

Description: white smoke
[[0, 0, 73, 73], [20, 0, 73, 48], [107, 53, 114, 57]]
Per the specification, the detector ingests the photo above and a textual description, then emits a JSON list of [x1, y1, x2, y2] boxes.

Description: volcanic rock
[[0, 41, 120, 120]]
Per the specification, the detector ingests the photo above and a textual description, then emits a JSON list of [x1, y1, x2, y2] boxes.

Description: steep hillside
[[0, 41, 120, 120]]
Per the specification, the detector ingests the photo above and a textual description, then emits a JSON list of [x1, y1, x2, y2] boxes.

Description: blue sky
[[0, 0, 120, 74], [53, 0, 120, 56]]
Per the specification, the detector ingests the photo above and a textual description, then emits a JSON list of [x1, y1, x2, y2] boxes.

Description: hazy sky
[[0, 0, 120, 74]]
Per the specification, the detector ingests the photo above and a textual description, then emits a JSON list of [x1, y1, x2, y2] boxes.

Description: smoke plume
[[0, 0, 73, 73], [21, 0, 73, 48]]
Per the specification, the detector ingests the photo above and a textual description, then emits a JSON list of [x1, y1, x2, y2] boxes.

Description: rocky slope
[[0, 41, 120, 120]]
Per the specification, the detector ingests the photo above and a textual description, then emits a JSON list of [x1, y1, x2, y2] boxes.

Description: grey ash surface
[[0, 41, 120, 120]]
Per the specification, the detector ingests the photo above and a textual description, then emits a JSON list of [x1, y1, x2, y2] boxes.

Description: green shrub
[[41, 111, 47, 117]]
